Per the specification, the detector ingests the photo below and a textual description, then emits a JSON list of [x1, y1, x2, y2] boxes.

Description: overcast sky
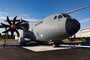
[[0, 0, 90, 34]]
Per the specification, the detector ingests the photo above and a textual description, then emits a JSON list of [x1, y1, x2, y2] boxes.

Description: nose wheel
[[52, 40, 62, 47], [52, 42, 60, 47]]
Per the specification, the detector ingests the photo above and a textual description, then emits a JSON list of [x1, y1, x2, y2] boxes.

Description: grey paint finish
[[33, 14, 70, 41], [19, 13, 80, 43], [18, 5, 89, 43]]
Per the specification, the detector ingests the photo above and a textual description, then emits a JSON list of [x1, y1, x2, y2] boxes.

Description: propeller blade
[[16, 26, 24, 30], [2, 28, 11, 33], [1, 23, 10, 27], [7, 16, 12, 25], [11, 30, 14, 36], [13, 16, 17, 24], [15, 22, 22, 26], [2, 16, 21, 37], [15, 29, 19, 36], [16, 22, 23, 30]]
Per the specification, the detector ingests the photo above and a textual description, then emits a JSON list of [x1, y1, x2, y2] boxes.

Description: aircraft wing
[[65, 6, 89, 14]]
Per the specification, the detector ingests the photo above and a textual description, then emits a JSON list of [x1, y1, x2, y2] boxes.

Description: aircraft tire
[[20, 43, 26, 46], [52, 41, 60, 47]]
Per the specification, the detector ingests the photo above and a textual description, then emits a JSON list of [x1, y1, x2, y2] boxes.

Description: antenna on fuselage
[[65, 6, 89, 14]]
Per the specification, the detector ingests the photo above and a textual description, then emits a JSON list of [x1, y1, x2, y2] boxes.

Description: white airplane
[[0, 6, 89, 47]]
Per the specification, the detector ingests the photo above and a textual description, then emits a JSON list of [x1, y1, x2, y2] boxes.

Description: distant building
[[75, 28, 90, 38], [15, 35, 19, 40]]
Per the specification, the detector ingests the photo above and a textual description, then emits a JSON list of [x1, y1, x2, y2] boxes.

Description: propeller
[[1, 16, 23, 37]]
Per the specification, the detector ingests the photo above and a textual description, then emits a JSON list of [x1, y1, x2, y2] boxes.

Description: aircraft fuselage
[[19, 13, 80, 43]]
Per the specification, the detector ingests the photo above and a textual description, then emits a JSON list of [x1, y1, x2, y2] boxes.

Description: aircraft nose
[[65, 18, 80, 35]]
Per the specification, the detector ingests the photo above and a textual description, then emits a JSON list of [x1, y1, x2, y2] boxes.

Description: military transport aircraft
[[0, 6, 89, 47]]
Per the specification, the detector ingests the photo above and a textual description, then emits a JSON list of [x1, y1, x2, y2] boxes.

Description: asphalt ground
[[0, 40, 90, 60], [0, 46, 90, 60]]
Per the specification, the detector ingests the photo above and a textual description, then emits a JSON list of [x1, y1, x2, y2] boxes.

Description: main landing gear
[[51, 40, 62, 47]]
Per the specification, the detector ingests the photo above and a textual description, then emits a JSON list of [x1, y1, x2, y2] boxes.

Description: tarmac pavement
[[0, 45, 90, 60], [0, 40, 90, 60]]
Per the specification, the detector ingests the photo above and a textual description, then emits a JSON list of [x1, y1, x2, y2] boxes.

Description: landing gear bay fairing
[[0, 6, 89, 47]]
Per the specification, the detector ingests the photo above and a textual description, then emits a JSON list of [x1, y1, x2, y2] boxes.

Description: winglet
[[65, 6, 89, 14]]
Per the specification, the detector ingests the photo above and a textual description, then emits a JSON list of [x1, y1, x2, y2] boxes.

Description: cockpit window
[[58, 15, 62, 19], [54, 16, 57, 19], [63, 14, 70, 17]]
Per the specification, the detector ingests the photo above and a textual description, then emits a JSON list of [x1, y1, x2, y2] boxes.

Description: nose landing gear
[[51, 40, 62, 47]]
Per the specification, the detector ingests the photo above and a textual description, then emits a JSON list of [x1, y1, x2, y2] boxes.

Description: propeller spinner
[[1, 16, 23, 37]]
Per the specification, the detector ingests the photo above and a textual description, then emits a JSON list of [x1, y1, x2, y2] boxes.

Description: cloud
[[0, 16, 39, 33], [23, 18, 39, 21], [0, 15, 16, 20], [0, 16, 7, 23], [0, 12, 40, 33], [0, 16, 14, 22], [0, 12, 9, 22], [0, 16, 39, 22], [79, 18, 90, 23], [21, 14, 40, 21], [80, 25, 90, 29], [0, 16, 6, 20], [0, 12, 8, 14]]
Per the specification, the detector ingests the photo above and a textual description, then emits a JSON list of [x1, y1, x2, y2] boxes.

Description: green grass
[[0, 39, 18, 42]]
